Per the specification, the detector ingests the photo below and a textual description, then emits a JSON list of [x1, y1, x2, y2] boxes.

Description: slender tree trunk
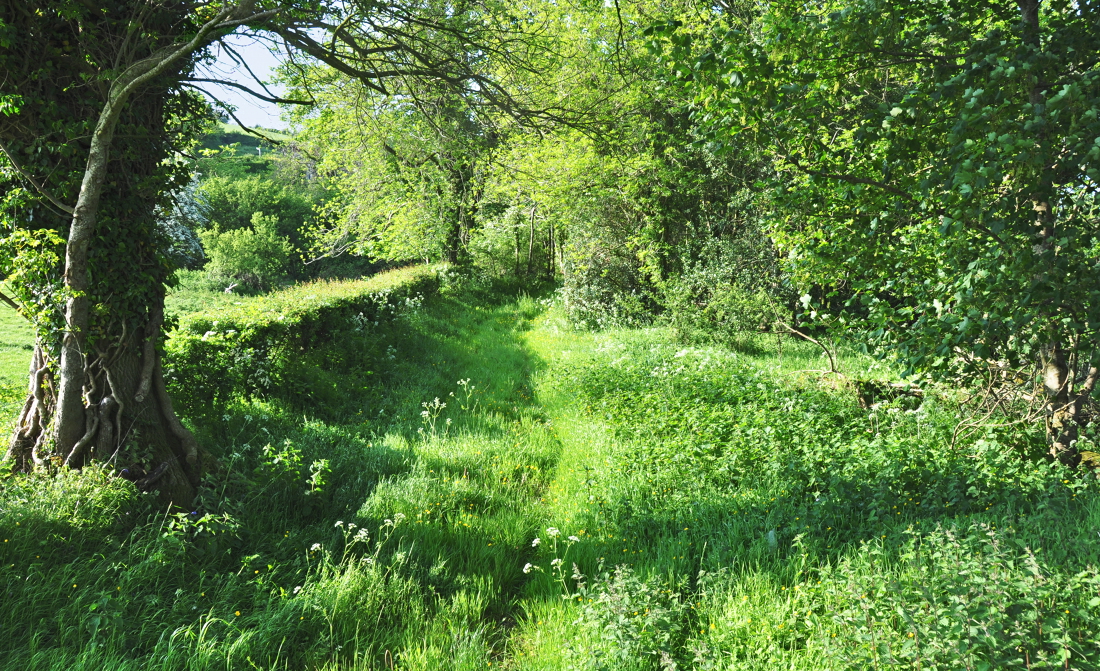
[[446, 208, 462, 263], [514, 225, 521, 276], [1042, 342, 1100, 465], [1015, 1, 1090, 463], [526, 204, 536, 276], [547, 218, 554, 279]]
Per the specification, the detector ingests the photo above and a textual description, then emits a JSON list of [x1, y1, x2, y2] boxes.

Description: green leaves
[[657, 0, 1100, 388], [164, 265, 440, 412], [0, 93, 21, 116]]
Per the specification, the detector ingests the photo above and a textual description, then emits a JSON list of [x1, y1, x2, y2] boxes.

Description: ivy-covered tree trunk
[[1042, 342, 1100, 465], [0, 1, 267, 506], [5, 308, 203, 503]]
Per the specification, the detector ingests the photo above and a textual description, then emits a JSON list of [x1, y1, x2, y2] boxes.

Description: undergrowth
[[1, 280, 1099, 669]]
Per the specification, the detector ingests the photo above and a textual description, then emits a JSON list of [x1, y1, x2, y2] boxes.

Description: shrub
[[662, 235, 790, 348], [561, 228, 657, 330], [198, 212, 294, 290], [569, 565, 689, 671], [197, 173, 316, 245]]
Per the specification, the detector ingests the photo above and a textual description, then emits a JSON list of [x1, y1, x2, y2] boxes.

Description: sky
[[198, 34, 290, 130]]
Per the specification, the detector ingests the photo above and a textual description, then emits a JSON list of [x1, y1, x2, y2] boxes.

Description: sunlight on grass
[[2, 281, 1099, 669]]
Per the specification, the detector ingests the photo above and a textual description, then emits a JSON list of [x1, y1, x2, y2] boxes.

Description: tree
[[294, 76, 499, 264], [0, 0, 276, 503], [284, 0, 588, 266], [656, 0, 1100, 462]]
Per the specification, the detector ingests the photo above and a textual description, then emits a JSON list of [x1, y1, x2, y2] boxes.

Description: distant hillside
[[199, 122, 293, 151]]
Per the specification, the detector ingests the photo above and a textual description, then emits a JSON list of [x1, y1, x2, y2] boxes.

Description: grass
[[0, 291, 34, 435], [1, 279, 1099, 669], [165, 269, 266, 317]]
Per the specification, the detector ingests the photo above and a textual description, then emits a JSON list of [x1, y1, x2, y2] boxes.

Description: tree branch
[[182, 84, 288, 144], [0, 139, 74, 215], [0, 289, 23, 313], [182, 78, 313, 105]]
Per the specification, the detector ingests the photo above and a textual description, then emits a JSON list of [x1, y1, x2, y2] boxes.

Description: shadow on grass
[[0, 282, 560, 668]]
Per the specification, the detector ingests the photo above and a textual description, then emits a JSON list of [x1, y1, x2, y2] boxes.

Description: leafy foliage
[[653, 1, 1100, 384], [164, 265, 440, 413], [198, 212, 294, 290]]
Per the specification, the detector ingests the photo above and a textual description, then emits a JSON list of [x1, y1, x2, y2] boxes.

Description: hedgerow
[[164, 265, 440, 413]]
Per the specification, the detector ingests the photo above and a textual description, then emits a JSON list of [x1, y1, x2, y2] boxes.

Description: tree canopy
[[650, 0, 1100, 461]]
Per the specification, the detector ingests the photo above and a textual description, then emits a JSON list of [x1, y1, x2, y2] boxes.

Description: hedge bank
[[164, 265, 440, 412]]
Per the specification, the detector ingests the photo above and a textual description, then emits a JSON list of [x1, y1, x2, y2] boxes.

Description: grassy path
[[503, 298, 1100, 670], [2, 286, 1100, 669]]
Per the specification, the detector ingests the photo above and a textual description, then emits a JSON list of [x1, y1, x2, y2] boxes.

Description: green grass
[[1, 281, 1099, 669], [0, 292, 34, 433], [0, 298, 34, 382], [165, 269, 267, 317]]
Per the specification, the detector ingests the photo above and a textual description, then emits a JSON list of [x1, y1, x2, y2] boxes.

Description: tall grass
[[2, 281, 1098, 669]]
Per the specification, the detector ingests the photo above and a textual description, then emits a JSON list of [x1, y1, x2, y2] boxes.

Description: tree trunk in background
[[547, 219, 554, 279], [446, 211, 462, 263], [1043, 341, 1100, 465], [526, 205, 536, 276], [6, 299, 204, 504]]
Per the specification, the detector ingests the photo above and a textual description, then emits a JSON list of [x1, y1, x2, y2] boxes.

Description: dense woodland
[[2, 0, 1100, 668]]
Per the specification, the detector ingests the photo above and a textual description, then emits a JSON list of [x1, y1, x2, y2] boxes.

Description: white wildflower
[[550, 558, 563, 568], [310, 543, 321, 552], [531, 537, 541, 547], [568, 535, 580, 543], [335, 520, 344, 527], [546, 527, 560, 538]]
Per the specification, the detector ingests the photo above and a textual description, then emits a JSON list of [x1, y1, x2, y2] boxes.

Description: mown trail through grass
[[3, 284, 1100, 670]]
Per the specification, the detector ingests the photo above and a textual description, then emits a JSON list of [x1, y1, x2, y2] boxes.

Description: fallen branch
[[776, 321, 839, 374]]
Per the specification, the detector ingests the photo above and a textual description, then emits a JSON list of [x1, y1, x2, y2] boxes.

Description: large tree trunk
[[6, 302, 203, 504], [53, 92, 122, 455], [15, 4, 254, 504]]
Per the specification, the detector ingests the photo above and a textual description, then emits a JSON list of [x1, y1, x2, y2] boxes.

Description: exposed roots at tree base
[[4, 319, 206, 507]]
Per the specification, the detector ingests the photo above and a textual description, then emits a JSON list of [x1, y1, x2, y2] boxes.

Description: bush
[[662, 234, 790, 348], [198, 212, 293, 290], [164, 265, 440, 413], [197, 173, 316, 244], [561, 228, 657, 330]]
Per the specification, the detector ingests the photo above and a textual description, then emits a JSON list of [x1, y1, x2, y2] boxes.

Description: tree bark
[[526, 204, 537, 276], [54, 94, 125, 454], [1042, 342, 1099, 465], [52, 1, 256, 458], [7, 2, 262, 504], [6, 302, 204, 504]]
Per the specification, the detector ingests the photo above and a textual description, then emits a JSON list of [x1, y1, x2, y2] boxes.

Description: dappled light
[[4, 0, 1100, 668]]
